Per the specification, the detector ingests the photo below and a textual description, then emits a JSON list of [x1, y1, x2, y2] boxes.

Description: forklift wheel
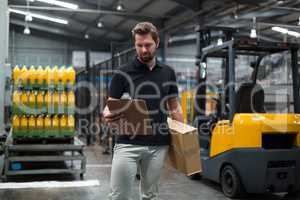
[[220, 165, 244, 198]]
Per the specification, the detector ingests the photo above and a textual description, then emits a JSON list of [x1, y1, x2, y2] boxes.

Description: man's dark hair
[[132, 22, 159, 44]]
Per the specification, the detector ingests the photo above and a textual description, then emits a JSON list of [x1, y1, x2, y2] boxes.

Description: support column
[[0, 0, 9, 133], [158, 20, 168, 64], [194, 1, 207, 119], [85, 50, 92, 145], [160, 32, 168, 64]]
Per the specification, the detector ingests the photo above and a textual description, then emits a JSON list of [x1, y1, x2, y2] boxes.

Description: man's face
[[134, 33, 159, 63]]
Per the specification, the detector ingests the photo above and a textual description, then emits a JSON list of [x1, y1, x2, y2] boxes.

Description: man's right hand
[[103, 105, 123, 123]]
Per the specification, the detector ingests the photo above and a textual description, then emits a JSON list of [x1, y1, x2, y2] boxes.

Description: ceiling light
[[97, 21, 103, 28], [233, 4, 239, 19], [271, 26, 300, 38], [84, 34, 89, 39], [277, 0, 285, 4], [116, 4, 124, 11], [116, 1, 125, 11], [233, 12, 238, 20], [23, 26, 31, 35], [9, 8, 68, 24], [250, 28, 257, 38], [287, 30, 300, 38], [217, 38, 223, 45], [271, 26, 288, 34], [250, 17, 257, 38], [25, 13, 33, 22], [34, 0, 78, 9]]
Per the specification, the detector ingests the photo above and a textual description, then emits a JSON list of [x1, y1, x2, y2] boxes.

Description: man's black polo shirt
[[108, 57, 178, 146]]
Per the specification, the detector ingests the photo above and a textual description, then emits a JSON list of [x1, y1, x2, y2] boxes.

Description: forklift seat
[[236, 82, 265, 113]]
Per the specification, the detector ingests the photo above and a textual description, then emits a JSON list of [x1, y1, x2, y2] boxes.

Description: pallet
[[13, 136, 74, 145]]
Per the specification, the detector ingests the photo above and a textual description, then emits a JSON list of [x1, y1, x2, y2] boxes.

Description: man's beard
[[140, 52, 155, 63]]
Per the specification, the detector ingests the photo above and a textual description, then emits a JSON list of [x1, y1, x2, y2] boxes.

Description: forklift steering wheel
[[211, 97, 230, 120]]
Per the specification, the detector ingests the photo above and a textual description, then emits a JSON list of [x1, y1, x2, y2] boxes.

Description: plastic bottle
[[36, 115, 44, 136], [28, 65, 36, 87], [20, 91, 29, 114], [45, 66, 51, 86], [12, 90, 21, 114], [13, 65, 20, 86], [20, 115, 28, 136], [59, 91, 67, 114], [44, 115, 51, 137], [52, 115, 59, 136], [67, 91, 75, 114], [46, 91, 55, 114], [67, 115, 75, 136], [53, 91, 59, 114], [20, 65, 28, 87], [37, 66, 46, 87], [28, 115, 36, 136], [29, 91, 36, 114], [66, 67, 75, 86], [45, 91, 51, 114], [60, 115, 67, 135], [58, 66, 66, 86], [12, 115, 20, 136], [37, 91, 45, 114], [53, 66, 59, 86]]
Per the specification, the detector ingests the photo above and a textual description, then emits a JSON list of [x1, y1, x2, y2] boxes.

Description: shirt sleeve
[[168, 69, 179, 98], [108, 70, 125, 99]]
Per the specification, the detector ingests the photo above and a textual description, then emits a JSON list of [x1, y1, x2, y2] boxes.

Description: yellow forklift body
[[210, 114, 300, 157]]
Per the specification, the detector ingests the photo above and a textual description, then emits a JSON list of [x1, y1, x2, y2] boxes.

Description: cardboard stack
[[166, 118, 202, 176]]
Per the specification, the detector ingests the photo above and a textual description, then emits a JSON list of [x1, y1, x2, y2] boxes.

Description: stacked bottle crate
[[11, 65, 76, 139]]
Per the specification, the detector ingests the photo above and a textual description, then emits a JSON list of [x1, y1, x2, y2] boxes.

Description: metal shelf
[[2, 134, 86, 181]]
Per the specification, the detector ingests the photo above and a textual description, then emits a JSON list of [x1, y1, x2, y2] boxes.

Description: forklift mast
[[194, 26, 235, 122]]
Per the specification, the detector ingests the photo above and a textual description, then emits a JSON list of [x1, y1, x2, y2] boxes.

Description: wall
[[165, 43, 198, 92], [8, 28, 110, 67], [72, 51, 111, 68], [166, 43, 197, 75], [9, 30, 71, 67]]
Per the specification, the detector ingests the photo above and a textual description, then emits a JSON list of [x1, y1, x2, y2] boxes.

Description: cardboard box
[[166, 118, 202, 176]]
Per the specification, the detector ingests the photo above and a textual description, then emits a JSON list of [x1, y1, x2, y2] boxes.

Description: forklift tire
[[220, 165, 244, 198]]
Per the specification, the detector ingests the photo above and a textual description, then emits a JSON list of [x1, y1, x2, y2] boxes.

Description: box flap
[[167, 118, 197, 134]]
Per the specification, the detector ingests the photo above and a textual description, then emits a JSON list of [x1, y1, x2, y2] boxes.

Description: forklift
[[194, 27, 300, 198]]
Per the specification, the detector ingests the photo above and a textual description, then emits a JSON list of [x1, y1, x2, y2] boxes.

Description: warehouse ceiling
[[8, 0, 300, 47]]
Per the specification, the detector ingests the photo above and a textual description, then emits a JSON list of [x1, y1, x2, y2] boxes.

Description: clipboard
[[107, 99, 152, 135]]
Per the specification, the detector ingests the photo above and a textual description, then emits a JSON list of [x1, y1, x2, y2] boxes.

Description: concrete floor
[[0, 139, 298, 200]]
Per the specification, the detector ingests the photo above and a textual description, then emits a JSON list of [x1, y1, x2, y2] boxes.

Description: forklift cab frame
[[198, 39, 300, 122]]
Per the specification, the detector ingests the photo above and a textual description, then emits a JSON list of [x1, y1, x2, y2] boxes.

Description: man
[[104, 22, 183, 200]]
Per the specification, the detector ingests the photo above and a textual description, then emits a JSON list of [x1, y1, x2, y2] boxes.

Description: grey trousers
[[108, 143, 169, 200]]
